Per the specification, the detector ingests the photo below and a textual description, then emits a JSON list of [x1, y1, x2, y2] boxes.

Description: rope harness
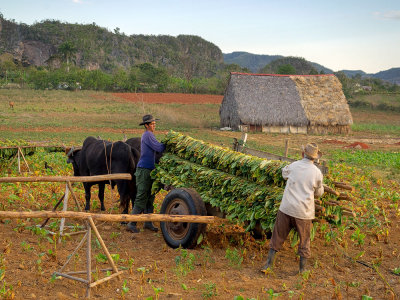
[[103, 140, 115, 203]]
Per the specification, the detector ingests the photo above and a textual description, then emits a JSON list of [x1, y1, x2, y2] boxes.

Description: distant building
[[220, 72, 353, 134], [362, 85, 372, 91]]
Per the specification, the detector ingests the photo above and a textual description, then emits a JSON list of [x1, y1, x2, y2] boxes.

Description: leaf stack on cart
[[152, 131, 346, 233]]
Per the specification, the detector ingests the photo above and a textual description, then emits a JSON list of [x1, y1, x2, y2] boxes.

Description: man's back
[[279, 158, 324, 219]]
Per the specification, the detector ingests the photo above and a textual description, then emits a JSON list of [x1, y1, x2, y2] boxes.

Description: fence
[[0, 173, 215, 298]]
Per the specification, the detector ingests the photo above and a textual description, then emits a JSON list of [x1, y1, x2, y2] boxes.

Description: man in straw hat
[[127, 115, 165, 233], [261, 143, 324, 274]]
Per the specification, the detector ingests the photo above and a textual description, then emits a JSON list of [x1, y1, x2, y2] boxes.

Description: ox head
[[66, 146, 81, 176]]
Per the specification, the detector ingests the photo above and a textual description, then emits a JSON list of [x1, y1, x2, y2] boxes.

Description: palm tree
[[58, 41, 77, 72]]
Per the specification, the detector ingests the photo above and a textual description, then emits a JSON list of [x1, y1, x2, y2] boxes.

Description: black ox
[[67, 136, 140, 213]]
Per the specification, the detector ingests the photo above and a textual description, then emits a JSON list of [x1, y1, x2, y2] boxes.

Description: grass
[[0, 90, 220, 135], [351, 123, 400, 135], [350, 93, 400, 109]]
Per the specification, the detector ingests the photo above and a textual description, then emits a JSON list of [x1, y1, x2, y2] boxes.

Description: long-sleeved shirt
[[137, 131, 165, 170], [278, 158, 324, 220]]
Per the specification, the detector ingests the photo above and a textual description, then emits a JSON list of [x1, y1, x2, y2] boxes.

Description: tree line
[[0, 57, 247, 94]]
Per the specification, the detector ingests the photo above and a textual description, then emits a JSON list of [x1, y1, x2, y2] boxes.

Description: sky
[[1, 0, 399, 73]]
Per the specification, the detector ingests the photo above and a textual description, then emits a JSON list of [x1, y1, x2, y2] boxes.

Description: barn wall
[[308, 125, 351, 134], [262, 125, 307, 134], [219, 79, 241, 129]]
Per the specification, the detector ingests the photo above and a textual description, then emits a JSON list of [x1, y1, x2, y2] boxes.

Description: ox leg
[[126, 179, 137, 215], [84, 183, 91, 211], [98, 183, 105, 211], [117, 181, 130, 214]]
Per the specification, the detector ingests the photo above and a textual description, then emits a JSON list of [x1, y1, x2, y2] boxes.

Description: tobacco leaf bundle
[[163, 131, 288, 187], [152, 153, 282, 231], [152, 131, 349, 232]]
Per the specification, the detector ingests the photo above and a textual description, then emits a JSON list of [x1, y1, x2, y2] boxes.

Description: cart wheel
[[160, 188, 207, 249]]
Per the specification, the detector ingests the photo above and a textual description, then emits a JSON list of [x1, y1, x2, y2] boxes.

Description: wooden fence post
[[86, 221, 91, 298], [284, 139, 289, 157], [17, 147, 21, 173], [59, 183, 70, 241]]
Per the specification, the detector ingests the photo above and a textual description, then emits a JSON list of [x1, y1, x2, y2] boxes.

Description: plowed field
[[112, 93, 224, 104]]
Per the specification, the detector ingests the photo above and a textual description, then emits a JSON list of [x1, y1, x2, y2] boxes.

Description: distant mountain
[[0, 15, 223, 78], [337, 68, 400, 85], [372, 68, 400, 85], [224, 52, 333, 74], [259, 56, 335, 75], [338, 70, 367, 78], [223, 52, 283, 73], [308, 62, 333, 74], [225, 51, 399, 85]]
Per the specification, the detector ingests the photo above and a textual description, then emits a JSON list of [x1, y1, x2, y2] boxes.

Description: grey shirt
[[279, 158, 324, 220]]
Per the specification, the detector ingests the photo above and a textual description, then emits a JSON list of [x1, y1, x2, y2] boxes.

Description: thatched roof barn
[[220, 72, 353, 134]]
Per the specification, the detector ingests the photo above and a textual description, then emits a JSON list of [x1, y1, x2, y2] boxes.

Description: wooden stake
[[59, 183, 70, 241], [284, 139, 289, 157], [325, 200, 341, 206], [241, 132, 248, 147], [54, 272, 89, 284], [323, 185, 340, 196], [338, 193, 356, 201], [66, 268, 112, 275], [67, 181, 83, 211], [86, 221, 91, 299], [7, 152, 18, 169], [333, 182, 354, 192], [59, 231, 89, 273], [18, 147, 31, 173], [41, 192, 65, 228], [17, 147, 21, 173], [89, 271, 123, 288], [87, 217, 119, 275], [342, 210, 356, 217]]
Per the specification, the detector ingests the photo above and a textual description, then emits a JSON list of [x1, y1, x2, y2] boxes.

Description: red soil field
[[112, 93, 224, 104], [344, 142, 370, 149]]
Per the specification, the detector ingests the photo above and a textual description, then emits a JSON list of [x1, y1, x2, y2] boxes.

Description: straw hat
[[139, 114, 159, 125], [302, 143, 322, 160]]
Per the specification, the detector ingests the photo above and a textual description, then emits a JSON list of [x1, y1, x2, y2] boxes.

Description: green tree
[[58, 41, 77, 72], [277, 64, 296, 75], [135, 63, 169, 92]]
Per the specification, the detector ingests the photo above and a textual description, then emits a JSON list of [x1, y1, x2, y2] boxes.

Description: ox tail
[[119, 147, 138, 211]]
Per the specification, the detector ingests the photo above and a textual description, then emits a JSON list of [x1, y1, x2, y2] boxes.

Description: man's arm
[[147, 133, 166, 153], [282, 164, 291, 180], [314, 172, 324, 197]]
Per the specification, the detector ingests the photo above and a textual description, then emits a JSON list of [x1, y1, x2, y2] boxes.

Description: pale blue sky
[[1, 0, 399, 73]]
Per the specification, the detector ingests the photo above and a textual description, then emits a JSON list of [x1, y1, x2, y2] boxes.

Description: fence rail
[[0, 173, 132, 183]]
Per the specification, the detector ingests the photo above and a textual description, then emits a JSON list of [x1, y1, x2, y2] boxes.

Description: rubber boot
[[299, 256, 307, 273], [126, 207, 144, 233], [261, 249, 277, 273], [143, 204, 158, 232]]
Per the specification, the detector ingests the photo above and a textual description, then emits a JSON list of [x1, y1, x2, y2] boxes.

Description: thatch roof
[[220, 72, 353, 130]]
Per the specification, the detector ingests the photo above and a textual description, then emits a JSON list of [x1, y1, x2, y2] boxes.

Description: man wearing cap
[[261, 143, 324, 273], [127, 115, 166, 233]]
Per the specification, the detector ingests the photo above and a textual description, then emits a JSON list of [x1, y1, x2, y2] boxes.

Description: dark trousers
[[133, 167, 155, 210], [269, 210, 312, 258]]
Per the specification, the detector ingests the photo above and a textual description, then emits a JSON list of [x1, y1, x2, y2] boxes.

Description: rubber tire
[[160, 188, 207, 249]]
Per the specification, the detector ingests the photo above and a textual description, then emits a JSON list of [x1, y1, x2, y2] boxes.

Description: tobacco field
[[0, 90, 399, 299]]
